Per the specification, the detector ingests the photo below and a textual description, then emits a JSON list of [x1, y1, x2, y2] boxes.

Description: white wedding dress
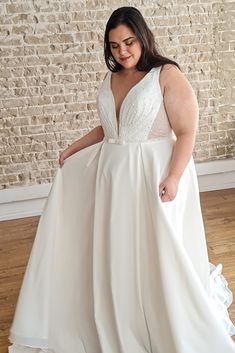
[[8, 66, 235, 353]]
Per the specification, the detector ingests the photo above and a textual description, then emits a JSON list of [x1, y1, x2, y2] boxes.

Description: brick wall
[[0, 1, 234, 189]]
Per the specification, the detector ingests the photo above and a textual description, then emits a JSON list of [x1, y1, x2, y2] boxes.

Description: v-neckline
[[109, 67, 154, 136]]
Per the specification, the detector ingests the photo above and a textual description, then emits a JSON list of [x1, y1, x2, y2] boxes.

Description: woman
[[8, 6, 235, 353]]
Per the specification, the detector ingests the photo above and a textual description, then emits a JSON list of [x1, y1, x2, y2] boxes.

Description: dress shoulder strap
[[151, 65, 164, 98]]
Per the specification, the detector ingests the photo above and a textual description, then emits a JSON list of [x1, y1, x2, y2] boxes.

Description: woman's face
[[108, 24, 142, 70]]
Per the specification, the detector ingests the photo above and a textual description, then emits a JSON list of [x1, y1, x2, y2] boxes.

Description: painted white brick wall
[[0, 1, 234, 189]]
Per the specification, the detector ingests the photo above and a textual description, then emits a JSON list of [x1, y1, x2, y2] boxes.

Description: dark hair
[[104, 6, 181, 72]]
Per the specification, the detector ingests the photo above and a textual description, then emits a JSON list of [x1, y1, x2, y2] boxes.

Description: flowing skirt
[[8, 136, 235, 353]]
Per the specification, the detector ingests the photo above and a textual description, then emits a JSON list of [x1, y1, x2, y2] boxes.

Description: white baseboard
[[0, 159, 234, 221], [0, 183, 51, 221], [195, 159, 235, 191]]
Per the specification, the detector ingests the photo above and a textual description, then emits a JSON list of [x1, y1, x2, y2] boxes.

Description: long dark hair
[[104, 6, 181, 72]]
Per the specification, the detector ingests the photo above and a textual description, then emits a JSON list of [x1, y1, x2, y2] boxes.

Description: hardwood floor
[[200, 188, 235, 329], [0, 188, 235, 352], [0, 216, 39, 353]]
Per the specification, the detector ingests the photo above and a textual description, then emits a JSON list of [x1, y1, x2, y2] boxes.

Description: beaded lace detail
[[147, 99, 173, 139], [96, 66, 174, 142]]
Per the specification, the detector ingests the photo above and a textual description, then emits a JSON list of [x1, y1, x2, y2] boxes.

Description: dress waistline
[[104, 136, 175, 145]]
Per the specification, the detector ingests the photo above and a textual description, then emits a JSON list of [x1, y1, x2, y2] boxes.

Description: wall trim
[[0, 159, 234, 221]]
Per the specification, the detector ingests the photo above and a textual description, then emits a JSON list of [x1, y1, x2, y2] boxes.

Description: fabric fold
[[209, 262, 235, 336]]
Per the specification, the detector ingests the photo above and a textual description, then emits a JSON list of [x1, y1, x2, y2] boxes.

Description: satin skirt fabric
[[8, 137, 235, 353]]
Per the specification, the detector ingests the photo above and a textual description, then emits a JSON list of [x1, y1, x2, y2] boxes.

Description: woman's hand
[[159, 174, 180, 202], [59, 148, 71, 168], [58, 125, 105, 168]]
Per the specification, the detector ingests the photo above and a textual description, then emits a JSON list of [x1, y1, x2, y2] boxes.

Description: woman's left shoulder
[[160, 63, 186, 83], [157, 64, 182, 97], [160, 63, 193, 95]]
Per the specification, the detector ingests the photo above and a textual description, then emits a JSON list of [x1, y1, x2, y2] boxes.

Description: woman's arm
[[159, 64, 199, 202], [59, 125, 104, 167], [67, 125, 104, 155]]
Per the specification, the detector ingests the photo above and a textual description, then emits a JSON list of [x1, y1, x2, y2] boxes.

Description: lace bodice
[[96, 66, 175, 143]]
